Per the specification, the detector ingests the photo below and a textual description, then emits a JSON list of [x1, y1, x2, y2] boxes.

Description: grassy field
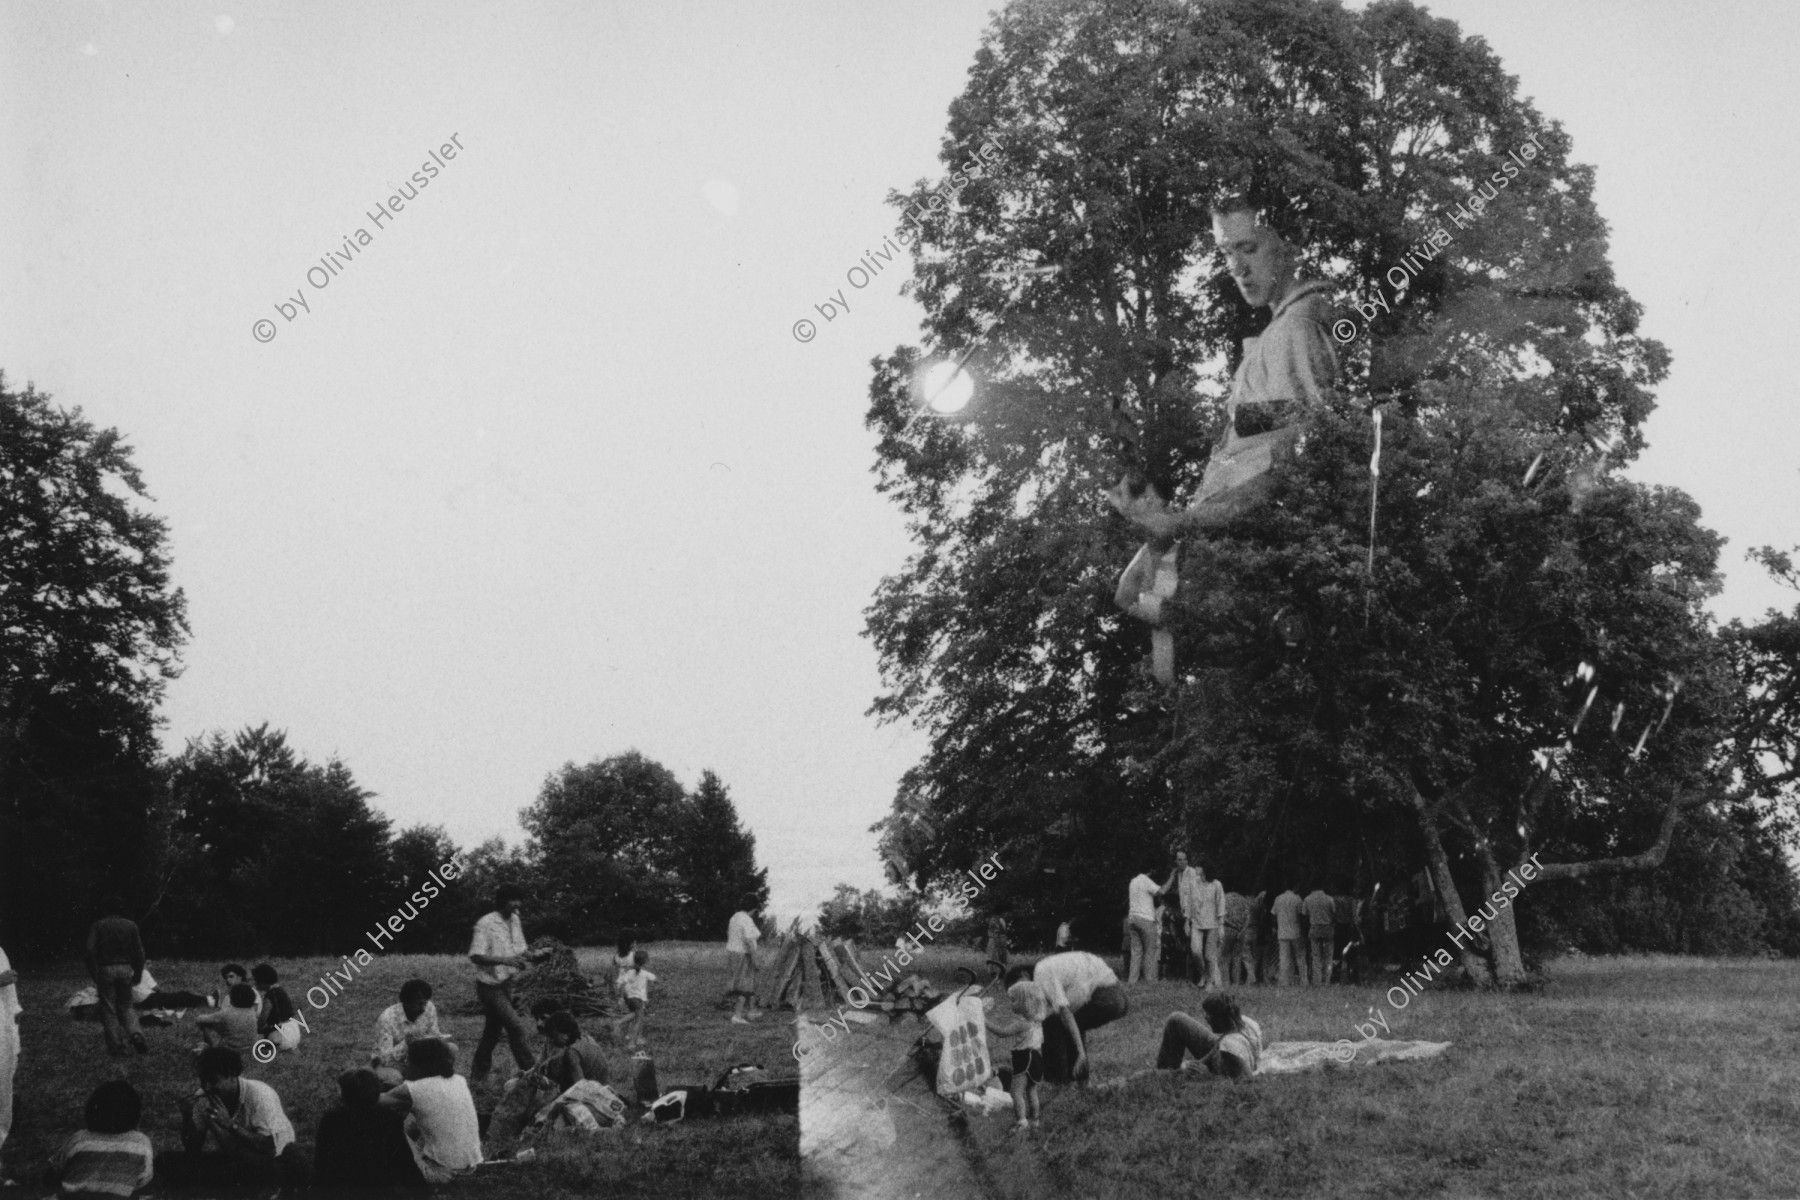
[[0, 943, 797, 1198], [860, 947, 1800, 1200]]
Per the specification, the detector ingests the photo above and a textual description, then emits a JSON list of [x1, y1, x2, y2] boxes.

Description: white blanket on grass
[[1095, 1038, 1451, 1091]]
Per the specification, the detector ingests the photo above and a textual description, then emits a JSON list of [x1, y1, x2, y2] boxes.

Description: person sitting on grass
[[535, 1011, 610, 1093], [371, 979, 456, 1087], [193, 983, 260, 1055], [210, 963, 253, 1013], [49, 1079, 154, 1198], [982, 965, 1049, 1133], [615, 950, 655, 1050], [378, 1037, 482, 1185], [1154, 993, 1264, 1079], [313, 1067, 426, 1197], [251, 963, 302, 1052], [160, 1046, 310, 1192]]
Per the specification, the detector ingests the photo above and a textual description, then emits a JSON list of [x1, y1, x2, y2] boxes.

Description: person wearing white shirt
[[0, 937, 18, 1160], [1126, 863, 1173, 983], [467, 884, 537, 1081], [1028, 951, 1128, 1084], [379, 1037, 482, 1184], [164, 1046, 308, 1190], [725, 899, 765, 1024]]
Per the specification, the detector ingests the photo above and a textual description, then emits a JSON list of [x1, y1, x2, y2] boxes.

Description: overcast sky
[[3, 0, 1794, 925]]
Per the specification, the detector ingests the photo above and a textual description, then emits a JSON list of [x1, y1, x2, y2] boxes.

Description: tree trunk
[[1470, 843, 1528, 989], [1398, 776, 1495, 987]]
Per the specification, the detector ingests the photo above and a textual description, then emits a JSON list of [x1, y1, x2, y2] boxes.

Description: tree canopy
[[521, 751, 768, 941], [0, 375, 188, 959], [862, 0, 1799, 983]]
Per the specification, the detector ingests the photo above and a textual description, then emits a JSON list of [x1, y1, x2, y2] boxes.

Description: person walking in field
[[615, 950, 655, 1050], [85, 896, 147, 1057], [468, 883, 538, 1081], [1271, 884, 1305, 986], [726, 898, 766, 1024], [1304, 883, 1337, 986]]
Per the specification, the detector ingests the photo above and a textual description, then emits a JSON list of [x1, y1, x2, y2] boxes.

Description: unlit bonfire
[[759, 928, 942, 1014], [516, 936, 617, 1019]]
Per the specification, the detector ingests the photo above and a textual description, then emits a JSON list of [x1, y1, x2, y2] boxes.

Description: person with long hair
[[1154, 993, 1264, 1079]]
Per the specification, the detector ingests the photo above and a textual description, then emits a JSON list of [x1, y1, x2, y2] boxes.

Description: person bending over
[[160, 1046, 309, 1191], [314, 1068, 426, 1197], [1026, 951, 1128, 1085], [1155, 994, 1264, 1080]]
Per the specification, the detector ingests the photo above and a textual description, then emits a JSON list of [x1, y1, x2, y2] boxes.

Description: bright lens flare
[[921, 360, 975, 414]]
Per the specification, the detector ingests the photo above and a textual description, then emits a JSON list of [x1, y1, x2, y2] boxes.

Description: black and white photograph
[[4, 2, 1800, 1198]]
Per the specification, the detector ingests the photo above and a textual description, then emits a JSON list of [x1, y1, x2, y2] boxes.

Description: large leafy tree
[[0, 375, 188, 958], [864, 0, 1789, 986], [521, 752, 766, 941], [154, 726, 398, 956]]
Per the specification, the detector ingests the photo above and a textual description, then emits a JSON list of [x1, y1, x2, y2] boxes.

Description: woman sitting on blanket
[[1155, 994, 1264, 1079]]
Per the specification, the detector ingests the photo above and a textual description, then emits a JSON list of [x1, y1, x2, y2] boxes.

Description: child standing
[[984, 966, 1048, 1133], [612, 930, 636, 1007], [615, 951, 655, 1051]]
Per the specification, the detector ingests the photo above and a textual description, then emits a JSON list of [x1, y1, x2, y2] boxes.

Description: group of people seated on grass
[[26, 883, 693, 1195], [193, 962, 305, 1057], [48, 1031, 483, 1197], [981, 950, 1264, 1132], [45, 975, 637, 1196]]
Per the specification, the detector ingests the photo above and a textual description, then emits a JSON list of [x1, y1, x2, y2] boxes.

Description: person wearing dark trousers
[[85, 896, 147, 1057], [468, 884, 537, 1081], [160, 1046, 310, 1192], [1029, 952, 1130, 1084]]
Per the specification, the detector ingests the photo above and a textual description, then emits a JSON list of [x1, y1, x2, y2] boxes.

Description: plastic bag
[[926, 993, 992, 1097]]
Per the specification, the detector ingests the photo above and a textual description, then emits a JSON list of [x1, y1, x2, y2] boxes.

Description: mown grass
[[884, 947, 1800, 1199], [0, 943, 796, 1198]]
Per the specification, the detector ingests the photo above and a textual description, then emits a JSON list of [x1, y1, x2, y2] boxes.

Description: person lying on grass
[[314, 1067, 426, 1197], [48, 1079, 154, 1198], [161, 1045, 310, 1191], [1154, 993, 1264, 1079], [378, 1037, 482, 1185], [372, 978, 457, 1088], [981, 965, 1049, 1133]]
